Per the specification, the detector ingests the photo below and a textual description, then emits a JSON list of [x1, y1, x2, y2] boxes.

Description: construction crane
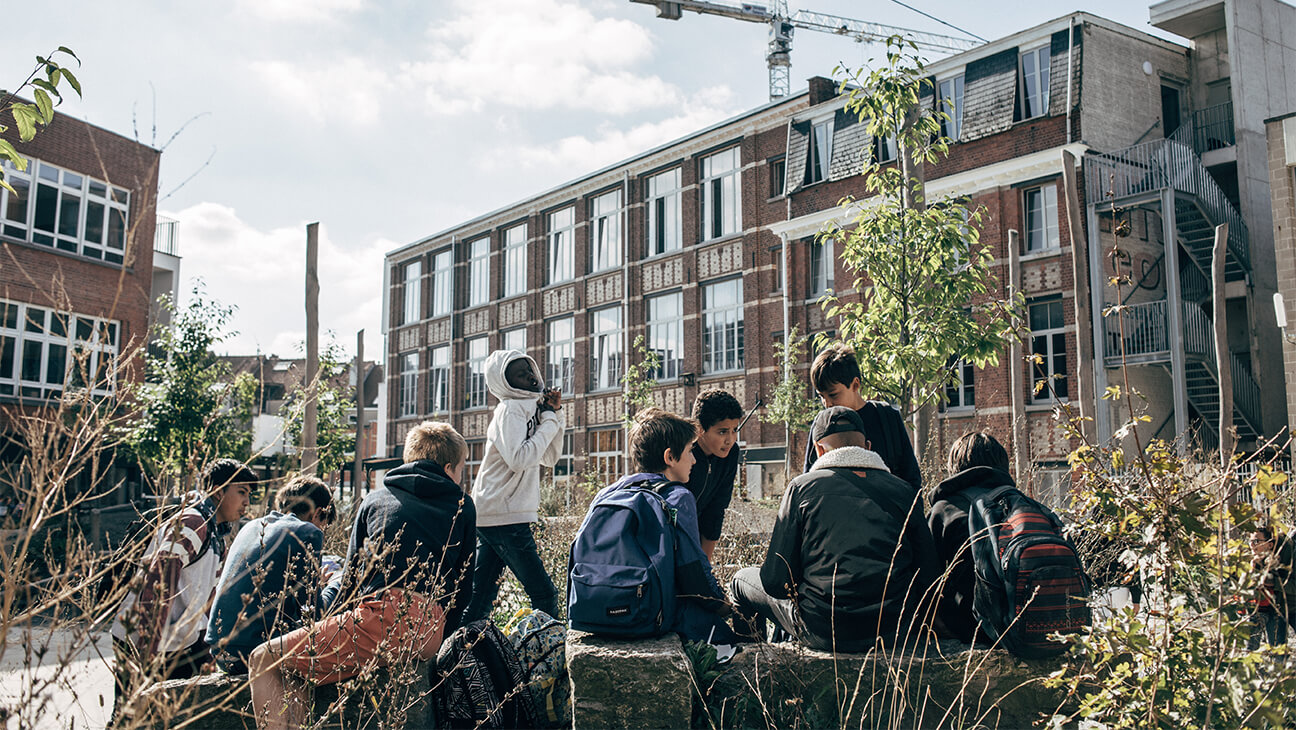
[[630, 0, 983, 100]]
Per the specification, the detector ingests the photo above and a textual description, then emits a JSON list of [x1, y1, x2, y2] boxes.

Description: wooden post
[[1212, 223, 1233, 465], [303, 222, 320, 476], [1008, 230, 1028, 484], [1061, 150, 1095, 442], [353, 330, 365, 504]]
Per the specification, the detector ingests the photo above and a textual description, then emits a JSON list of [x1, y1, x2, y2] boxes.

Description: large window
[[428, 345, 449, 414], [588, 428, 624, 487], [874, 133, 897, 163], [503, 223, 527, 298], [590, 190, 622, 273], [945, 358, 975, 409], [398, 351, 419, 417], [464, 440, 485, 490], [768, 157, 786, 198], [401, 259, 421, 325], [701, 147, 741, 241], [810, 238, 835, 296], [647, 292, 683, 381], [1029, 299, 1068, 403], [0, 301, 120, 399], [546, 317, 575, 394], [646, 169, 682, 257], [938, 75, 965, 141], [806, 118, 833, 185], [589, 306, 623, 392], [466, 336, 489, 409], [547, 207, 575, 284], [702, 278, 744, 374], [0, 157, 130, 264], [1019, 45, 1051, 120], [468, 237, 490, 307], [1024, 184, 1060, 252], [430, 249, 453, 318], [503, 327, 526, 354]]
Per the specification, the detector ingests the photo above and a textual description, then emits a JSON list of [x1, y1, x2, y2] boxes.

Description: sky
[[2, 0, 1185, 363]]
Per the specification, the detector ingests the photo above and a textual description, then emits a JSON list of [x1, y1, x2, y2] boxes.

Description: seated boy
[[248, 422, 476, 730], [733, 407, 939, 652], [206, 474, 335, 674], [685, 389, 744, 561]]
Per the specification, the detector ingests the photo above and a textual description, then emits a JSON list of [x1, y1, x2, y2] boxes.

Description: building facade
[[383, 1, 1294, 503], [0, 108, 160, 500]]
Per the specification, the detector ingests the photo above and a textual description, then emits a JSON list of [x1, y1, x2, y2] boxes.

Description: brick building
[[0, 108, 160, 499], [383, 0, 1295, 503]]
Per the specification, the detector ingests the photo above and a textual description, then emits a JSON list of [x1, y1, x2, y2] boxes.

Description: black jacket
[[927, 465, 1014, 643], [684, 441, 740, 542], [335, 460, 476, 633], [764, 446, 940, 651], [802, 401, 922, 491]]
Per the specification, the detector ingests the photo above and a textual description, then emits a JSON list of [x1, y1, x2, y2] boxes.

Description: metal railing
[[1084, 137, 1250, 272], [1173, 102, 1235, 155], [1230, 353, 1262, 437], [1181, 302, 1215, 362], [1104, 299, 1169, 361], [154, 216, 179, 256]]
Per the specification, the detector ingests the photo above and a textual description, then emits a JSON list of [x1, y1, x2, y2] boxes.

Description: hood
[[809, 445, 890, 473], [929, 465, 1015, 504], [383, 460, 468, 500], [609, 472, 673, 490], [484, 349, 545, 401]]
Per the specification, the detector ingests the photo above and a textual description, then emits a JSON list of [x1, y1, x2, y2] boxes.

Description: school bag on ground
[[567, 474, 679, 638], [430, 619, 541, 729], [505, 609, 569, 728], [967, 486, 1092, 659]]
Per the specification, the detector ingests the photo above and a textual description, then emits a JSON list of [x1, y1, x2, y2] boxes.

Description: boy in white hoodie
[[463, 349, 565, 622]]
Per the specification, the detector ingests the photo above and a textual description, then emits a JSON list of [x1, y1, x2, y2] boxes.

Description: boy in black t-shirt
[[685, 389, 744, 560]]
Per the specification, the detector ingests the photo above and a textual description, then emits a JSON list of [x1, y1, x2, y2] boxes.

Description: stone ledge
[[566, 630, 694, 729]]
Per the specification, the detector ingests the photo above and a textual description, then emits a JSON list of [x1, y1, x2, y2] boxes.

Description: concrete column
[[1162, 191, 1189, 447]]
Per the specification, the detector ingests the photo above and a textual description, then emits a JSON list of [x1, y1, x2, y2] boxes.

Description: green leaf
[[59, 66, 82, 97], [33, 89, 54, 123], [11, 104, 37, 141], [55, 46, 80, 62], [0, 139, 21, 168]]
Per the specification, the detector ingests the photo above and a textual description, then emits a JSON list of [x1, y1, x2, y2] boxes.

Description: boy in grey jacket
[[463, 349, 564, 621]]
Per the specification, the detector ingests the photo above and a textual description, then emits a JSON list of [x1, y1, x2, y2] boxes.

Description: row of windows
[[0, 300, 121, 400], [397, 149, 741, 326], [0, 157, 131, 264], [943, 297, 1068, 410], [395, 279, 745, 418]]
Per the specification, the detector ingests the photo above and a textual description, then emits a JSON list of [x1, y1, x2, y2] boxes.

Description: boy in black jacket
[[685, 389, 744, 560]]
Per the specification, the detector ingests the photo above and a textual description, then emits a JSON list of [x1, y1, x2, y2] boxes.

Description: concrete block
[[566, 630, 693, 729]]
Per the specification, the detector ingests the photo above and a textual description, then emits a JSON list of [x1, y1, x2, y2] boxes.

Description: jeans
[[729, 566, 806, 645], [464, 523, 559, 623], [1249, 608, 1289, 649]]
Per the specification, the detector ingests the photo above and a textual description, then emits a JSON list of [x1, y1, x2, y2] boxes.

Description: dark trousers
[[464, 523, 559, 623], [1249, 608, 1289, 649], [112, 636, 209, 723], [729, 566, 808, 646]]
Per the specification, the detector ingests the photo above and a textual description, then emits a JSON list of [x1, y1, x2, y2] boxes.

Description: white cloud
[[406, 0, 684, 115], [165, 202, 387, 360], [234, 0, 365, 23], [250, 56, 395, 126]]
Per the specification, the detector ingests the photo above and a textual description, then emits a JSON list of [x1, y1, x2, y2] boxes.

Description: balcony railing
[[1171, 102, 1235, 155], [154, 216, 179, 257], [1104, 299, 1169, 362]]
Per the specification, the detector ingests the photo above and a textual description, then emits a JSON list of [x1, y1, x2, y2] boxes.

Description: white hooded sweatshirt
[[472, 349, 564, 526]]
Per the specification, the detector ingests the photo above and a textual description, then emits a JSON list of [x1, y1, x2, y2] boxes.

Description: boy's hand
[[540, 388, 563, 412]]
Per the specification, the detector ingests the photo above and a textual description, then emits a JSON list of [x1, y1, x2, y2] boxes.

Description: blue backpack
[[567, 474, 679, 638]]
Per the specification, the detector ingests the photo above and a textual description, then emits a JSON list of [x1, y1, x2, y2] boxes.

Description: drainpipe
[[622, 170, 632, 416], [1066, 15, 1076, 145], [448, 235, 457, 432]]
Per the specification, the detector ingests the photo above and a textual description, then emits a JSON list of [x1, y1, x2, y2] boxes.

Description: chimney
[[807, 76, 837, 106]]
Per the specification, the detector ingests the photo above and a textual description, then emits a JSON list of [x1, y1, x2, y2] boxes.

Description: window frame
[[401, 259, 422, 325], [938, 74, 965, 142], [588, 428, 625, 487], [1, 157, 130, 264], [1023, 183, 1060, 253], [944, 357, 975, 410], [545, 316, 575, 395], [464, 440, 486, 490], [1, 300, 120, 400], [1029, 298, 1069, 404], [589, 190, 623, 273], [809, 237, 835, 297], [502, 327, 526, 354], [398, 350, 419, 418], [805, 118, 833, 185], [701, 277, 745, 374], [468, 236, 490, 308], [430, 248, 453, 318], [1018, 45, 1051, 121], [700, 146, 742, 242], [428, 344, 450, 415], [466, 336, 489, 410], [503, 223, 527, 299], [647, 291, 684, 381], [646, 168, 682, 258], [547, 207, 575, 284], [588, 305, 623, 392]]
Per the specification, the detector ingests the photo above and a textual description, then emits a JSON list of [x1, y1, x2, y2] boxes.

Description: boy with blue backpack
[[568, 407, 736, 643]]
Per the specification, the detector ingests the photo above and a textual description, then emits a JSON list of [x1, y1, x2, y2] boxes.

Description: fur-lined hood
[[808, 445, 890, 473]]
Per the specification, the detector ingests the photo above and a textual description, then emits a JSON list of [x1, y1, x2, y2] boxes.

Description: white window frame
[[647, 292, 683, 381], [503, 223, 527, 298], [945, 358, 975, 410], [466, 336, 489, 409], [502, 327, 526, 354], [398, 351, 419, 417], [875, 133, 897, 163], [590, 190, 622, 273], [546, 317, 575, 395], [1, 300, 120, 399], [1019, 45, 1051, 120], [430, 249, 453, 318], [468, 236, 490, 308], [810, 237, 835, 296], [401, 259, 422, 325], [938, 74, 965, 142], [588, 428, 624, 485], [547, 207, 575, 284], [551, 430, 575, 499], [588, 306, 623, 392], [1029, 298, 1069, 404], [465, 440, 485, 489], [701, 147, 741, 241], [1024, 184, 1060, 252], [646, 169, 682, 257], [2, 157, 130, 264], [806, 118, 833, 185], [702, 278, 744, 374], [428, 345, 449, 415]]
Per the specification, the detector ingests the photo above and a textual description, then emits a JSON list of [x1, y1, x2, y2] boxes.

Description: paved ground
[[0, 624, 113, 730]]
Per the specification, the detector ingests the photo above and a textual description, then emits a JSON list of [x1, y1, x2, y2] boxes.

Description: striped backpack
[[968, 486, 1092, 658]]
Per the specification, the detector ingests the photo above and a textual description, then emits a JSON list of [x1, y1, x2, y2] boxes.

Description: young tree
[[762, 327, 822, 480], [620, 334, 662, 428], [821, 38, 1020, 454], [126, 287, 254, 485], [283, 343, 356, 476]]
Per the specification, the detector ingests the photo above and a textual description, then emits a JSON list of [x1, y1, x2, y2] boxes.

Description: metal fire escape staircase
[[1084, 133, 1260, 445]]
